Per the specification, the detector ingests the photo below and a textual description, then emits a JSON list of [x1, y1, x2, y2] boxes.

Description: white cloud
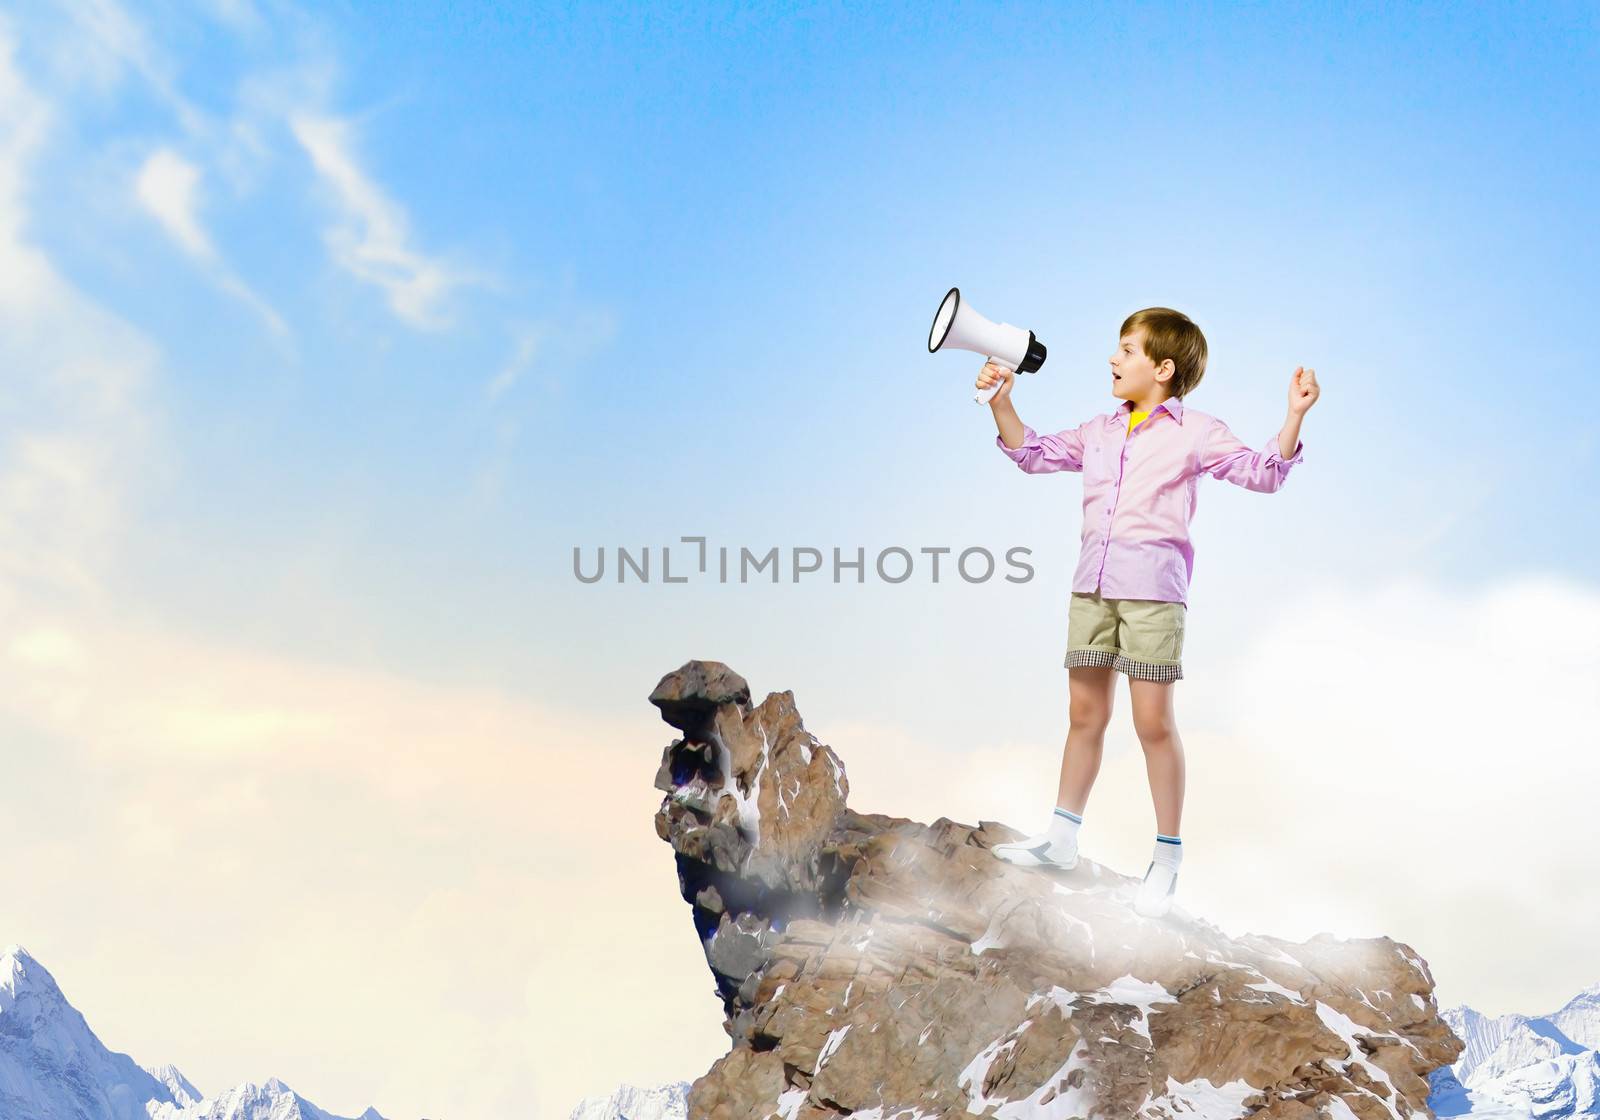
[[486, 322, 547, 400], [0, 25, 158, 612], [484, 307, 619, 402], [1203, 571, 1600, 1013], [28, 3, 467, 340], [133, 146, 288, 335], [135, 147, 210, 257], [199, 0, 263, 35], [55, 0, 205, 134], [468, 307, 617, 507], [223, 59, 337, 191], [887, 574, 1600, 1019], [290, 112, 475, 329], [0, 27, 717, 1119], [0, 608, 729, 1120]]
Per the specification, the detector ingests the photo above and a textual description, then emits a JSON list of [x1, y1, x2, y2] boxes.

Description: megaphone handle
[[973, 357, 1016, 405]]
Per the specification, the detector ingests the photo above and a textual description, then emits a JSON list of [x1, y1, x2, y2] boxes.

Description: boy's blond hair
[[1121, 307, 1207, 399]]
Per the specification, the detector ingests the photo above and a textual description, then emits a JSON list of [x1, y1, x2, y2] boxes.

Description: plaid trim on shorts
[[1064, 591, 1186, 682], [1063, 648, 1184, 681]]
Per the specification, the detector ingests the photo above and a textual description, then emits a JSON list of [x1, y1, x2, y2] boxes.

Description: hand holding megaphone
[[976, 360, 1015, 402], [927, 287, 1048, 405]]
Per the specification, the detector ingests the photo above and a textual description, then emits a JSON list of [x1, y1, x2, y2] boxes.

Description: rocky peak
[[1, 941, 92, 1044], [2, 943, 61, 1000], [145, 1061, 205, 1107], [0, 945, 386, 1120], [0, 943, 181, 1117], [1551, 984, 1600, 1053], [568, 1080, 691, 1120], [650, 660, 1465, 1120]]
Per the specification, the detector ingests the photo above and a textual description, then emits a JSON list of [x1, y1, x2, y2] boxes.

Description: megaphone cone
[[928, 287, 1047, 404]]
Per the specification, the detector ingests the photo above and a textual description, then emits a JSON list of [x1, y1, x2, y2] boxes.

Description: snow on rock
[[1150, 1075, 1261, 1120], [0, 944, 385, 1120], [649, 661, 1464, 1120]]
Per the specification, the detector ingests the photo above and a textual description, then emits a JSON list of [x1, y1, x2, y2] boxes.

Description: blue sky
[[2, 2, 1598, 1117]]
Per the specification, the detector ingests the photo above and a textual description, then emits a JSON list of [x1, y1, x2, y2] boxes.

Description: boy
[[978, 307, 1319, 918]]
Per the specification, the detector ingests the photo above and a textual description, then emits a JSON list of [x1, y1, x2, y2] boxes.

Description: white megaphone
[[927, 287, 1048, 405]]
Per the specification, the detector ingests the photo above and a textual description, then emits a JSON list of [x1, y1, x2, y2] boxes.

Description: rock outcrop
[[650, 660, 1464, 1120]]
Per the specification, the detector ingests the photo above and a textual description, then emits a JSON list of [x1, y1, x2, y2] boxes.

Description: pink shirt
[[996, 395, 1305, 605]]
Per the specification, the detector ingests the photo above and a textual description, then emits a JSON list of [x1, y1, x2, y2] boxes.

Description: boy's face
[[1109, 328, 1172, 402]]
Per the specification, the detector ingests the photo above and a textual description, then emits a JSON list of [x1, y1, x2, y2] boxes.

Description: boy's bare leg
[[1130, 676, 1184, 915], [1128, 678, 1184, 834], [992, 665, 1114, 867], [1056, 665, 1116, 812]]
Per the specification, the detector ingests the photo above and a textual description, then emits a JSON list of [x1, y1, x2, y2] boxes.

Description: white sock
[[999, 806, 1082, 855], [1044, 806, 1084, 854], [1135, 833, 1183, 916]]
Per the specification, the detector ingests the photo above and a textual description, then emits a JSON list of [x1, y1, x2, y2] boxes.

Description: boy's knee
[[1134, 717, 1179, 746], [1069, 700, 1112, 734]]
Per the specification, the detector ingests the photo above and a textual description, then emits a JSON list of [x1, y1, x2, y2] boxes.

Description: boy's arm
[[998, 419, 1088, 473], [1198, 366, 1318, 492], [1278, 411, 1305, 460], [981, 359, 1088, 473], [995, 415, 1091, 474], [1197, 416, 1305, 492]]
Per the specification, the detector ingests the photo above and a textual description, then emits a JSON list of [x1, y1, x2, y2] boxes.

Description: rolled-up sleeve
[[996, 422, 1088, 474], [1199, 418, 1305, 492]]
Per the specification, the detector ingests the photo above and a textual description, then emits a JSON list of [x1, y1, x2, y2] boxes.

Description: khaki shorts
[[1065, 590, 1186, 682]]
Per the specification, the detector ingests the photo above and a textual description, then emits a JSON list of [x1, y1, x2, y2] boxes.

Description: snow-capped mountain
[[567, 1080, 689, 1120], [146, 1078, 389, 1120], [1552, 984, 1600, 1052], [0, 944, 385, 1120], [146, 1066, 204, 1109], [1430, 981, 1600, 1118]]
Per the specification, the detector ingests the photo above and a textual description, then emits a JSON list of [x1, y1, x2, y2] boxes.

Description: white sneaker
[[992, 836, 1079, 870], [1133, 859, 1178, 917]]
